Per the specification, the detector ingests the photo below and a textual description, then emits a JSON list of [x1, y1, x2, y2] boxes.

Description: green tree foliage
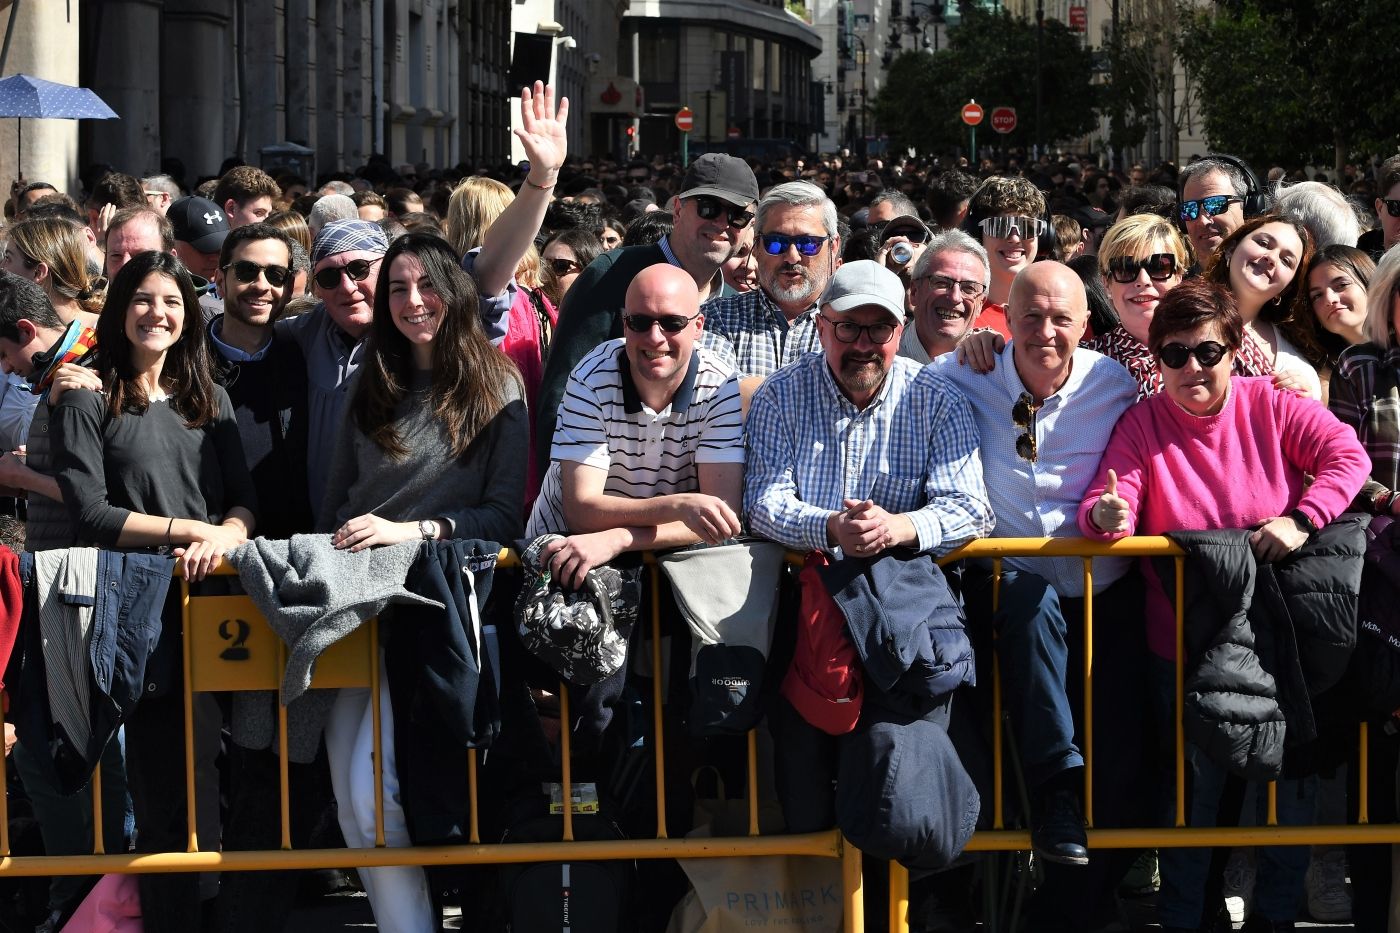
[[1180, 0, 1399, 170], [872, 7, 1099, 154]]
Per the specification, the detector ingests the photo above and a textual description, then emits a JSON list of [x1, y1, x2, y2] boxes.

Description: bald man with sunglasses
[[525, 264, 744, 587]]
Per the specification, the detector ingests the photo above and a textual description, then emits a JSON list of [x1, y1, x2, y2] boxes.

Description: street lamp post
[[1034, 0, 1044, 158], [885, 1, 946, 61], [841, 33, 869, 153]]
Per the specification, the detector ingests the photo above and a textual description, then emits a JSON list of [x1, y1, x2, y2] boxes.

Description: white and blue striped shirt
[[932, 344, 1137, 595], [744, 353, 993, 556], [526, 340, 744, 538]]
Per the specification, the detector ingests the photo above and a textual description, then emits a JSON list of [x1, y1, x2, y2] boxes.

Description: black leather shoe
[[1032, 787, 1089, 866]]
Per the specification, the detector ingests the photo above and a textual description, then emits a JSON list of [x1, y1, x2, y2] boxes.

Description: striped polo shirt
[[526, 339, 744, 537]]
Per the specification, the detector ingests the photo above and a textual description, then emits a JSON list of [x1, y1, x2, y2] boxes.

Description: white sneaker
[[1222, 848, 1256, 924], [1305, 848, 1352, 922]]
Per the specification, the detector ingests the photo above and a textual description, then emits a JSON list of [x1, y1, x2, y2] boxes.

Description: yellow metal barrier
[[0, 537, 1387, 933]]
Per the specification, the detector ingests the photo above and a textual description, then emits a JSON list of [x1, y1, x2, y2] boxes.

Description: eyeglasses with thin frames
[[1013, 391, 1039, 462], [920, 274, 986, 299]]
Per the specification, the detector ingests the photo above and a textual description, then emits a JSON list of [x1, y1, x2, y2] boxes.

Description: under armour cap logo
[[203, 211, 221, 225]]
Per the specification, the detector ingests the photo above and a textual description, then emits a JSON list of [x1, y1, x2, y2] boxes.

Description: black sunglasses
[[1106, 253, 1178, 284], [1177, 195, 1242, 222], [1383, 198, 1400, 219], [224, 260, 292, 288], [621, 312, 700, 334], [818, 313, 897, 345], [759, 233, 830, 257], [313, 257, 379, 291], [1158, 340, 1229, 369], [1012, 392, 1039, 462], [690, 195, 754, 230], [548, 257, 583, 277]]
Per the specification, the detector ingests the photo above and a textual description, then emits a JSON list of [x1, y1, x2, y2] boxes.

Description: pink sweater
[[1076, 376, 1369, 658]]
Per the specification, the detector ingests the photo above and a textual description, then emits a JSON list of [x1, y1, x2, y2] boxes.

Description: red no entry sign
[[991, 107, 1018, 134], [675, 107, 694, 133], [961, 101, 984, 126]]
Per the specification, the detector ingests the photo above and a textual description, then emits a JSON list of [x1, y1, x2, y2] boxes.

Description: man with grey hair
[[141, 174, 181, 214], [702, 179, 841, 377], [307, 194, 359, 243], [898, 230, 990, 363], [1177, 155, 1261, 260], [1274, 179, 1361, 249], [866, 188, 921, 225]]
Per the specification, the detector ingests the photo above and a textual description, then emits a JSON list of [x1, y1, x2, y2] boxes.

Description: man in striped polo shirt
[[526, 263, 745, 590]]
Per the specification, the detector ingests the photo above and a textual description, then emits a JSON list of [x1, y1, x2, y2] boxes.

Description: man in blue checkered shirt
[[744, 259, 992, 560]]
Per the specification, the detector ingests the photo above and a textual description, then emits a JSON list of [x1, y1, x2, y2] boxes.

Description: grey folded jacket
[[227, 534, 442, 702]]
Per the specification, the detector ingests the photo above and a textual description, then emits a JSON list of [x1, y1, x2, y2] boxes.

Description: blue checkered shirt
[[744, 353, 994, 556], [700, 288, 822, 377]]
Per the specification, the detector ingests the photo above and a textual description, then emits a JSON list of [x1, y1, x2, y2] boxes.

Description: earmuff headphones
[[1177, 153, 1268, 226]]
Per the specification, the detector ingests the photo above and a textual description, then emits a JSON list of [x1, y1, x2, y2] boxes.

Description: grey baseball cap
[[819, 260, 906, 323]]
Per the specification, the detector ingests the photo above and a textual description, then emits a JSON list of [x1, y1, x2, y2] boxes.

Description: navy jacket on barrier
[[387, 538, 500, 845], [15, 549, 176, 794], [816, 549, 974, 710]]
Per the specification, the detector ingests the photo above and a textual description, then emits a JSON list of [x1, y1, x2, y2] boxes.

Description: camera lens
[[890, 242, 913, 265]]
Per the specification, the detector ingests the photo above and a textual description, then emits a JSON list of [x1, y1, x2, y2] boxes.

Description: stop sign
[[674, 107, 694, 133], [961, 101, 984, 126], [990, 107, 1018, 134]]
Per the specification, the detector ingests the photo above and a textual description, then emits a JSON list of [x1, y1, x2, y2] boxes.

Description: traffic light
[[626, 125, 635, 137]]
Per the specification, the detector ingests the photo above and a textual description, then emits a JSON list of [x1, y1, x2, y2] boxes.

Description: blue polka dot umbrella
[[0, 74, 119, 175]]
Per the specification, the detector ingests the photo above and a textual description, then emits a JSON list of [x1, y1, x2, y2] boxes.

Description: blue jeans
[[1149, 656, 1316, 927]]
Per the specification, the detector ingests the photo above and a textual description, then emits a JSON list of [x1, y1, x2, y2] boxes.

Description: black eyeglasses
[[758, 233, 830, 257], [818, 313, 897, 345], [1012, 391, 1039, 462], [621, 312, 701, 334], [1383, 198, 1400, 218], [548, 257, 583, 277], [689, 195, 754, 230], [1158, 340, 1229, 369], [224, 260, 292, 288], [1106, 253, 1178, 284], [1177, 195, 1242, 222], [313, 257, 379, 291]]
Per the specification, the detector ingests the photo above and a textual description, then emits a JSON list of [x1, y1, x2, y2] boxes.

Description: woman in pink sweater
[[1075, 278, 1368, 931], [1078, 278, 1368, 659]]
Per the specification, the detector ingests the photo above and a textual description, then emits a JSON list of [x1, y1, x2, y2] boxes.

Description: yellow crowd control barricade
[[0, 538, 1391, 933]]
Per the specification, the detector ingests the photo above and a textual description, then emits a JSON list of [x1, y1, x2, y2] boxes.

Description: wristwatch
[[418, 519, 439, 541], [1288, 509, 1318, 538]]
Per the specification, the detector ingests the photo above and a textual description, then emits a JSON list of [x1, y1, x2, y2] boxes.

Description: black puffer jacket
[[1161, 516, 1365, 781]]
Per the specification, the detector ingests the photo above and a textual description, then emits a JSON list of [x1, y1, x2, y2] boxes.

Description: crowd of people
[[0, 80, 1397, 932]]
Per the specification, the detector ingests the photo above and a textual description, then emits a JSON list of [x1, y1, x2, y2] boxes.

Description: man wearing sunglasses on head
[[701, 180, 841, 380], [277, 218, 389, 506], [1358, 154, 1400, 260], [968, 176, 1049, 339], [525, 264, 744, 587], [933, 262, 1146, 929], [535, 152, 758, 475], [1177, 156, 1257, 263]]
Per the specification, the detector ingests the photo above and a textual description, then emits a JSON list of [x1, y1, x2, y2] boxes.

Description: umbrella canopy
[[0, 74, 118, 120]]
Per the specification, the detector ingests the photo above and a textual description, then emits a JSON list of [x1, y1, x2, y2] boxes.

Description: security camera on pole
[[961, 99, 984, 165]]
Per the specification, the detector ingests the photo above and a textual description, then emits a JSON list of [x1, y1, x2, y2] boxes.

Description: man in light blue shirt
[[935, 261, 1147, 930]]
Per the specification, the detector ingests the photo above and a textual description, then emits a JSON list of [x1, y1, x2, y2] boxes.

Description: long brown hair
[[97, 251, 219, 426], [7, 217, 106, 314], [351, 233, 521, 459]]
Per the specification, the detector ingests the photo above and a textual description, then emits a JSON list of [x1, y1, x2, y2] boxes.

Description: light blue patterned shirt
[[932, 344, 1138, 595], [700, 287, 821, 377], [744, 353, 993, 556]]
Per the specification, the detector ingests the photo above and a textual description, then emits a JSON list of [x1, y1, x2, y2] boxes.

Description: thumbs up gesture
[[1092, 469, 1132, 534]]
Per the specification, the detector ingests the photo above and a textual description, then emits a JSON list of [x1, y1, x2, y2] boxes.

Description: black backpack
[[495, 810, 636, 933]]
